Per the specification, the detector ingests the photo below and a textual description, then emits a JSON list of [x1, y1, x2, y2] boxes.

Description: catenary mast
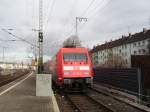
[[38, 0, 43, 73]]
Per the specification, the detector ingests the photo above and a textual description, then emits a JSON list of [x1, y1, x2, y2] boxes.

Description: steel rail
[[65, 93, 114, 112], [89, 86, 149, 112]]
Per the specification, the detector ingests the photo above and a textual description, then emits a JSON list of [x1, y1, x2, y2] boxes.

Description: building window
[[119, 49, 121, 53], [134, 51, 137, 54], [139, 49, 141, 54], [133, 43, 136, 47], [124, 52, 127, 56], [125, 44, 127, 49], [142, 40, 145, 45], [142, 49, 146, 54], [124, 59, 128, 64], [138, 42, 140, 46]]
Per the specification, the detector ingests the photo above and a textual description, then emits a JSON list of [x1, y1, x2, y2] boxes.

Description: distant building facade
[[0, 62, 29, 69], [91, 28, 150, 68]]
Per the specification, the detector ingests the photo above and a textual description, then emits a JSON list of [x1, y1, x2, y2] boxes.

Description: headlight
[[64, 71, 71, 75], [83, 71, 89, 75]]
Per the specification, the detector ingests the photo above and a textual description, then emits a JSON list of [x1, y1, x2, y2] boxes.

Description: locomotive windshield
[[63, 53, 87, 62]]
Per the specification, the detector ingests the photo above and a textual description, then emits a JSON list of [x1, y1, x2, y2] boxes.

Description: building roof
[[91, 28, 150, 53]]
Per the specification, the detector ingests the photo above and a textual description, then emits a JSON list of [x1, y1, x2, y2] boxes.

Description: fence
[[93, 67, 150, 105]]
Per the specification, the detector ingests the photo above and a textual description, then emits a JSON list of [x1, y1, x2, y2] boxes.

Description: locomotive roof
[[59, 48, 88, 53]]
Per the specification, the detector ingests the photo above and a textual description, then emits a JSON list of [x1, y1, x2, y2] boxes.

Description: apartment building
[[91, 28, 150, 68]]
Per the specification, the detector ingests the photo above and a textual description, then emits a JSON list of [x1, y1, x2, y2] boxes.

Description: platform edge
[[51, 90, 60, 112]]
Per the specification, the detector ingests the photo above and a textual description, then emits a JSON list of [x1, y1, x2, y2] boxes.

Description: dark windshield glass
[[63, 53, 87, 62]]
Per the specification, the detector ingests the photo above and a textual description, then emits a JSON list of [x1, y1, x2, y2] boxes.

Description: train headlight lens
[[83, 71, 89, 75], [64, 71, 70, 75], [58, 77, 62, 80], [80, 66, 89, 70]]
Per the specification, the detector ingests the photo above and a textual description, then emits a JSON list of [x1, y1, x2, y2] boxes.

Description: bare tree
[[97, 54, 126, 68], [63, 35, 82, 48]]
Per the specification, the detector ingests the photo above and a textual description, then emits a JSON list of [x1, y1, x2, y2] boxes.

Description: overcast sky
[[0, 0, 150, 63]]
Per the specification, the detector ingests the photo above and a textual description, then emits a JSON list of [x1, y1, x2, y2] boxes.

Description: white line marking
[[0, 72, 33, 96], [51, 90, 60, 112]]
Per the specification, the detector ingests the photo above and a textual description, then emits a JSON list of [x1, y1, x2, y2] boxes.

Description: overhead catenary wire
[[79, 0, 112, 29], [93, 0, 111, 17], [61, 0, 99, 40], [0, 39, 18, 41], [44, 0, 55, 33], [62, 0, 97, 38], [62, 0, 110, 39], [73, 0, 112, 46], [84, 0, 107, 17], [80, 0, 97, 17], [44, 0, 96, 47], [43, 0, 108, 54], [45, 0, 77, 47], [2, 29, 38, 48], [45, 0, 111, 50]]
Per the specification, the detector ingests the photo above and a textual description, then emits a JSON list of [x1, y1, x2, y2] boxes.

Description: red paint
[[53, 48, 94, 86]]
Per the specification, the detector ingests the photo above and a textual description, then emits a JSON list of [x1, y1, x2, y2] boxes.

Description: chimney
[[129, 33, 132, 37], [143, 28, 147, 33], [122, 35, 125, 38]]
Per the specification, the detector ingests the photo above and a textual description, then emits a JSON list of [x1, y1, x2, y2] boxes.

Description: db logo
[[74, 66, 79, 70]]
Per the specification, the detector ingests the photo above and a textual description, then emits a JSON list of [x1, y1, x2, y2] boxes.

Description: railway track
[[0, 70, 30, 87], [55, 89, 114, 112], [66, 93, 114, 112], [0, 75, 22, 86], [87, 87, 149, 112], [55, 87, 149, 112]]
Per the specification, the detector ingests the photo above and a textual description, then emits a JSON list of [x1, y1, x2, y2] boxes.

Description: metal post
[[149, 17, 150, 28], [2, 47, 4, 64], [38, 0, 43, 74], [38, 32, 43, 73], [137, 67, 142, 104], [75, 17, 88, 36], [2, 47, 7, 66], [31, 29, 39, 73], [75, 17, 78, 36]]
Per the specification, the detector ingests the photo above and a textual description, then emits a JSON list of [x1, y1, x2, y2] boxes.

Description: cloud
[[0, 0, 150, 62]]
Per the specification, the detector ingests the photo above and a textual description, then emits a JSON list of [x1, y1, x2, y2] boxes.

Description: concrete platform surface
[[0, 72, 57, 112]]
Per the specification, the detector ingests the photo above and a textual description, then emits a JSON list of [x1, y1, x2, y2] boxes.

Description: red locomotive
[[52, 48, 94, 90]]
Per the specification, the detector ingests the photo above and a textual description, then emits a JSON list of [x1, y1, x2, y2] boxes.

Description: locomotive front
[[56, 48, 94, 90]]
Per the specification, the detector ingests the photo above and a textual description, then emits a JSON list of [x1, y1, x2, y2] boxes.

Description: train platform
[[0, 72, 60, 112]]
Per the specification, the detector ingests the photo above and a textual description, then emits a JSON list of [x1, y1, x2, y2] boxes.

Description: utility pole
[[2, 47, 8, 63], [2, 47, 5, 63], [127, 26, 131, 34], [75, 17, 88, 36], [149, 17, 150, 28], [32, 29, 38, 72], [38, 0, 44, 73], [2, 47, 8, 70]]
